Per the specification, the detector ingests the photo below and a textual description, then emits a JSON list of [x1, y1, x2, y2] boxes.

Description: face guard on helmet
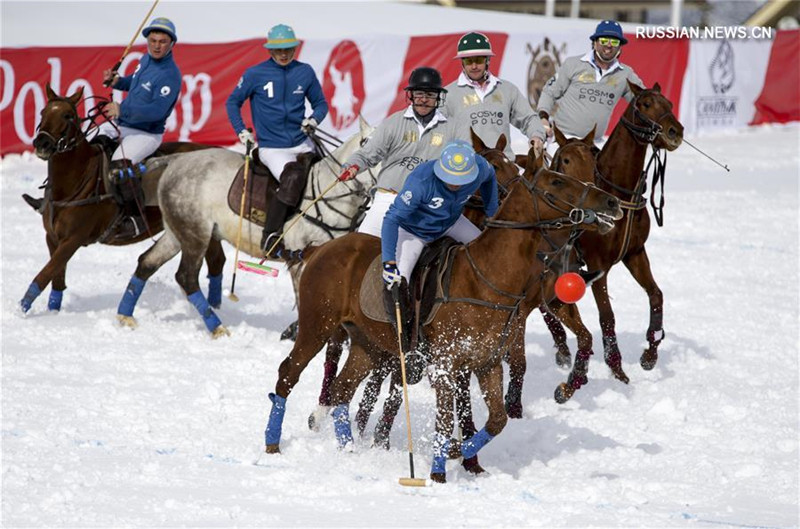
[[404, 67, 447, 108]]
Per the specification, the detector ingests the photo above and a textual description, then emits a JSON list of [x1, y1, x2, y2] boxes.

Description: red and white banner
[[1, 29, 797, 156]]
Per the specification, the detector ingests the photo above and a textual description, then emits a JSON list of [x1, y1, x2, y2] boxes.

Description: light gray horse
[[116, 117, 376, 337]]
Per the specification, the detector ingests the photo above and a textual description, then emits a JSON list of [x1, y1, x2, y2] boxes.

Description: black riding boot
[[90, 134, 119, 159], [110, 159, 147, 240], [261, 195, 291, 258], [383, 281, 425, 385]]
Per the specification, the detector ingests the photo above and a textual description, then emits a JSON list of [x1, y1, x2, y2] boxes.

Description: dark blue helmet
[[590, 20, 628, 45]]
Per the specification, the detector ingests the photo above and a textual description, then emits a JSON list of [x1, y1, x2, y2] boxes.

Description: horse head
[[469, 129, 518, 191], [33, 83, 85, 160], [626, 81, 683, 151], [518, 145, 622, 235], [550, 125, 599, 183]]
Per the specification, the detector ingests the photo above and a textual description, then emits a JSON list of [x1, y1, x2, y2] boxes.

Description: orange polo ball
[[554, 272, 586, 304]]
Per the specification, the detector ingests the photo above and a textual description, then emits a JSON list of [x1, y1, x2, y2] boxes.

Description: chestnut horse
[[544, 82, 684, 403], [342, 129, 602, 461], [263, 150, 622, 483], [19, 84, 221, 314]]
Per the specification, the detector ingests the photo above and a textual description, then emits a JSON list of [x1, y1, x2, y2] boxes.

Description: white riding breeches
[[395, 215, 481, 281], [257, 140, 314, 181], [357, 190, 397, 237], [96, 123, 163, 163]]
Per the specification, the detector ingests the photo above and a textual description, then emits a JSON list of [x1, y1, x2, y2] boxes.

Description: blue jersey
[[115, 52, 181, 134], [226, 58, 328, 148], [381, 155, 498, 263]]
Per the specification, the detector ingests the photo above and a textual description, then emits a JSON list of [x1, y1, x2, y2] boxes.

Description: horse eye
[[563, 158, 570, 165], [643, 100, 651, 108]]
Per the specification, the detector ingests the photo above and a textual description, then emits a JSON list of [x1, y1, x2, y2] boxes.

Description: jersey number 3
[[263, 81, 274, 98]]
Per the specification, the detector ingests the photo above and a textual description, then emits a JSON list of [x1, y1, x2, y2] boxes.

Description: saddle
[[226, 151, 320, 226], [359, 237, 462, 351]]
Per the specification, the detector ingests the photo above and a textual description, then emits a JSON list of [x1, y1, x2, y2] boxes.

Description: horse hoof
[[308, 405, 331, 432], [641, 350, 658, 371], [554, 383, 573, 404], [211, 326, 231, 339], [462, 456, 485, 475], [556, 350, 572, 369], [613, 368, 630, 384], [505, 400, 523, 419], [372, 425, 391, 450], [430, 472, 446, 484], [117, 315, 138, 329], [265, 444, 280, 454]]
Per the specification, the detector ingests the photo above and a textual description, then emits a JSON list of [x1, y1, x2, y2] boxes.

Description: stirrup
[[261, 232, 284, 258], [115, 216, 146, 240]]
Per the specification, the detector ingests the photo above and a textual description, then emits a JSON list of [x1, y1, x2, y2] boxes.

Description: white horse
[[116, 117, 376, 337]]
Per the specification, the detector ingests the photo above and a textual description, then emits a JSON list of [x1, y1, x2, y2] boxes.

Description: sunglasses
[[596, 37, 621, 47], [461, 56, 487, 65]]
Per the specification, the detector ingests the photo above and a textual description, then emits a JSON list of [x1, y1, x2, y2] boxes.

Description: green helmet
[[454, 32, 495, 59]]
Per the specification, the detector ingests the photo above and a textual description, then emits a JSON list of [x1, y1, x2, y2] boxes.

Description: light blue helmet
[[142, 17, 177, 43], [264, 24, 299, 49], [434, 141, 479, 186], [590, 20, 628, 45]]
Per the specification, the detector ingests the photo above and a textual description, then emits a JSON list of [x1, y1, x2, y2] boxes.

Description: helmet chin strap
[[594, 46, 621, 65]]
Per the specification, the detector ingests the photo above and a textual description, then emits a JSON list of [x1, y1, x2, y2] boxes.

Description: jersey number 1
[[263, 81, 274, 98]]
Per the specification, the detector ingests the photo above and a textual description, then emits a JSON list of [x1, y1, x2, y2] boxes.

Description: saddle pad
[[226, 158, 277, 227], [360, 255, 391, 323]]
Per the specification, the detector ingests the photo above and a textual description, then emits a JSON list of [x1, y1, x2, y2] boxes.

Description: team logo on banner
[[526, 38, 567, 107], [698, 40, 737, 127], [322, 40, 366, 130]]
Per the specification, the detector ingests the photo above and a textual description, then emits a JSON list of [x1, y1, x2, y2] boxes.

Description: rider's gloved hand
[[382, 262, 402, 290], [301, 117, 318, 135], [238, 129, 256, 147], [338, 164, 359, 182]]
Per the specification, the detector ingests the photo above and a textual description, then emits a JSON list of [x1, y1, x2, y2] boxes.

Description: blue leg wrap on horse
[[264, 393, 287, 446], [331, 404, 354, 447], [431, 432, 450, 475], [461, 427, 495, 459], [48, 289, 64, 311], [207, 273, 223, 309], [118, 276, 146, 317], [20, 282, 42, 313], [187, 291, 222, 332]]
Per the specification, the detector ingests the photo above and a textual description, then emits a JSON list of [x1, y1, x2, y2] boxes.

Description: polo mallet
[[227, 140, 254, 301], [392, 283, 428, 487], [104, 0, 161, 86], [261, 177, 340, 262]]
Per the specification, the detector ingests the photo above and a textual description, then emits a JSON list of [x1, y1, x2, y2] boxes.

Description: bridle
[[34, 96, 111, 158]]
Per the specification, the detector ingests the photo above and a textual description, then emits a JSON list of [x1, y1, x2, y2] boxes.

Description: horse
[[263, 145, 623, 483], [335, 129, 602, 461], [19, 84, 221, 314], [116, 118, 376, 337], [543, 81, 684, 402]]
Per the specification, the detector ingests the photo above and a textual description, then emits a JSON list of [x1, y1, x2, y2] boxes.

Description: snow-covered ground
[[2, 121, 798, 526]]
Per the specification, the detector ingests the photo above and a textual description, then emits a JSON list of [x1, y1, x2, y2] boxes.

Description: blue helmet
[[142, 17, 177, 43], [434, 142, 479, 186], [264, 24, 299, 49], [590, 20, 628, 45]]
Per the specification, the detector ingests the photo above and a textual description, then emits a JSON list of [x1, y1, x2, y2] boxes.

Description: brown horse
[[263, 149, 622, 483], [347, 128, 602, 461], [544, 82, 684, 402], [19, 84, 222, 314]]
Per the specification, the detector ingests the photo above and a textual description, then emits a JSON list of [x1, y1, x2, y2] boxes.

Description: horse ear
[[46, 82, 57, 101], [525, 145, 543, 176], [515, 154, 528, 167], [470, 128, 487, 152], [67, 87, 84, 108], [358, 114, 370, 134], [628, 80, 643, 96], [582, 125, 597, 146], [553, 123, 567, 147], [653, 82, 662, 93], [494, 133, 507, 154]]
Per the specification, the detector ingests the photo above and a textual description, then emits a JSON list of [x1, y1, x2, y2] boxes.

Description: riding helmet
[[590, 20, 628, 45], [404, 67, 447, 93], [264, 24, 299, 49], [434, 141, 479, 186], [142, 17, 177, 43], [454, 32, 495, 59]]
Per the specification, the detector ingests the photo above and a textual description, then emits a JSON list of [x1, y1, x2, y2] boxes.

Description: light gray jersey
[[537, 52, 644, 139], [345, 106, 453, 193], [443, 72, 545, 156]]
